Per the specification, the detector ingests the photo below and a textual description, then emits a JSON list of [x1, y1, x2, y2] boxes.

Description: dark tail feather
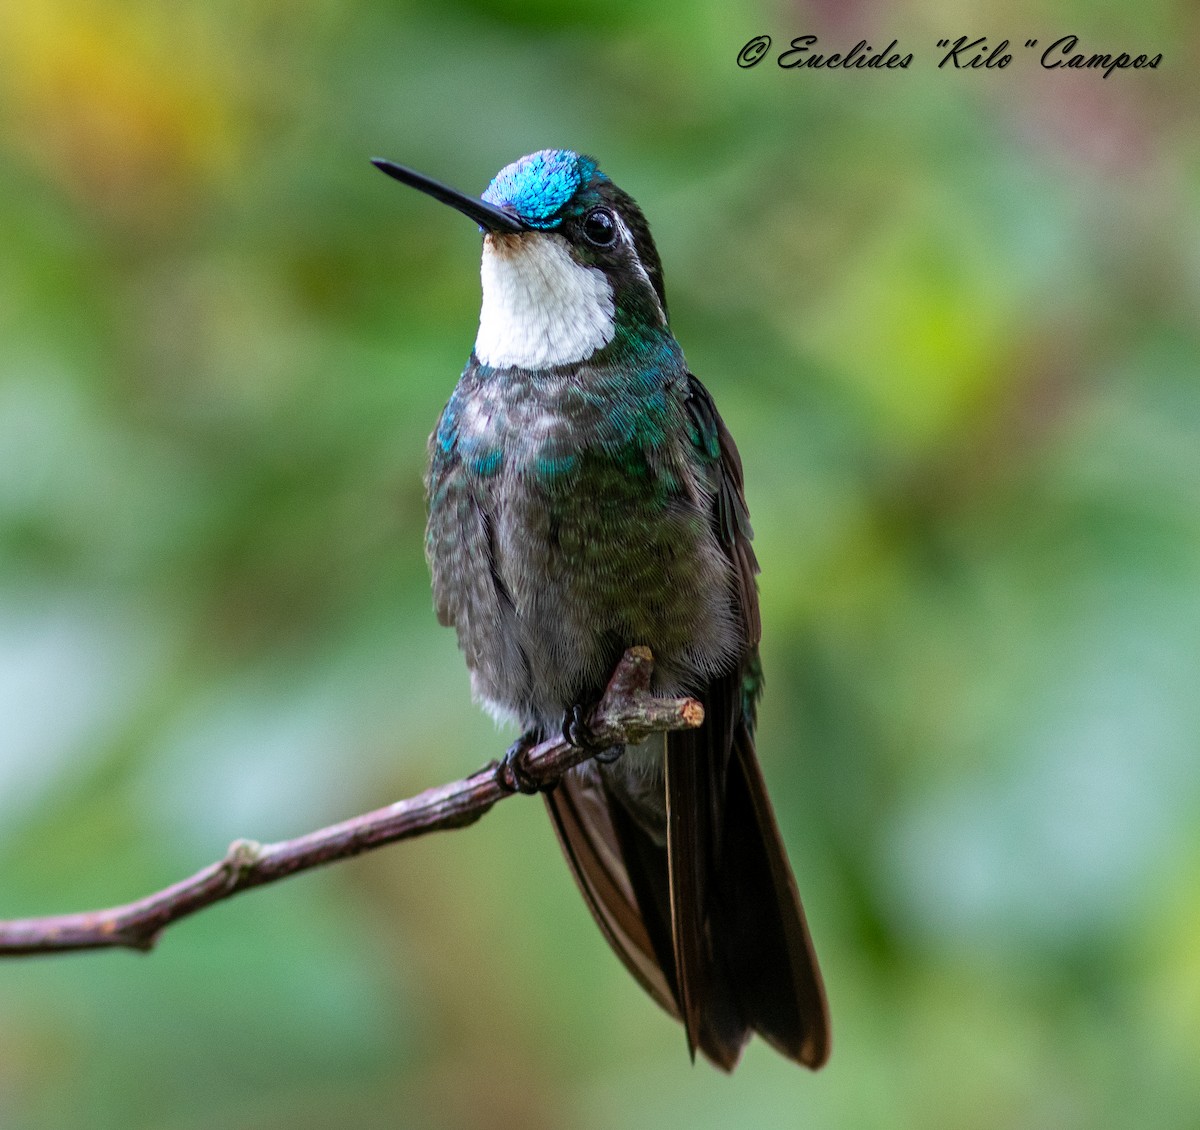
[[665, 674, 829, 1072], [547, 750, 750, 1071], [664, 733, 749, 1069], [545, 712, 829, 1070], [713, 720, 831, 1068]]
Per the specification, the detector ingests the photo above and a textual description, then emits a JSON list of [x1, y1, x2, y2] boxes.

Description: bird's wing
[[662, 374, 830, 1070], [544, 374, 829, 1071]]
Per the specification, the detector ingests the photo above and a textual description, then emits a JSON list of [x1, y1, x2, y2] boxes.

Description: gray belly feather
[[426, 369, 740, 733]]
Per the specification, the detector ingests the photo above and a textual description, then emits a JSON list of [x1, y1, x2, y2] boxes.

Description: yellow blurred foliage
[[0, 0, 239, 221], [797, 189, 1015, 449]]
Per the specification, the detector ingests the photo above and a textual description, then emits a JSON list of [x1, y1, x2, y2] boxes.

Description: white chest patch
[[475, 233, 616, 369]]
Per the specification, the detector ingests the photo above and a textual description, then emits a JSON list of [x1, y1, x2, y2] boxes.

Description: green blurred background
[[2, 0, 1199, 1127]]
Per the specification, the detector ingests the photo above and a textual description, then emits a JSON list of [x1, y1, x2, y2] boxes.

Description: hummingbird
[[373, 149, 830, 1070]]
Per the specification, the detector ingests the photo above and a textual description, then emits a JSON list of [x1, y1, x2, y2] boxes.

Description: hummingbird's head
[[373, 149, 670, 371]]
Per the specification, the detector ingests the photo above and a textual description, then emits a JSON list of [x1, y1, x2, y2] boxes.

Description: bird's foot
[[494, 728, 545, 795]]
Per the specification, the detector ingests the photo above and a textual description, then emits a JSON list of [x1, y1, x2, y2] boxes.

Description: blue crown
[[482, 149, 602, 230]]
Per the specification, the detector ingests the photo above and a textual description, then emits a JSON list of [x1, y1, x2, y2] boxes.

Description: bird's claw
[[495, 729, 544, 795], [561, 704, 622, 768], [562, 703, 602, 751]]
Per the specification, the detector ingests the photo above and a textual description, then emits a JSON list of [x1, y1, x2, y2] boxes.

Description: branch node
[[222, 839, 263, 888], [129, 930, 159, 954]]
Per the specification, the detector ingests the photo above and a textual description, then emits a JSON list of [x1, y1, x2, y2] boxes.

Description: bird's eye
[[581, 208, 617, 247]]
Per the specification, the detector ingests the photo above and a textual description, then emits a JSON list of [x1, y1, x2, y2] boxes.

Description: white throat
[[475, 233, 616, 369]]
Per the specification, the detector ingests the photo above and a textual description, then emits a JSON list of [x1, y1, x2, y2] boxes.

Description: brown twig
[[0, 647, 702, 957]]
